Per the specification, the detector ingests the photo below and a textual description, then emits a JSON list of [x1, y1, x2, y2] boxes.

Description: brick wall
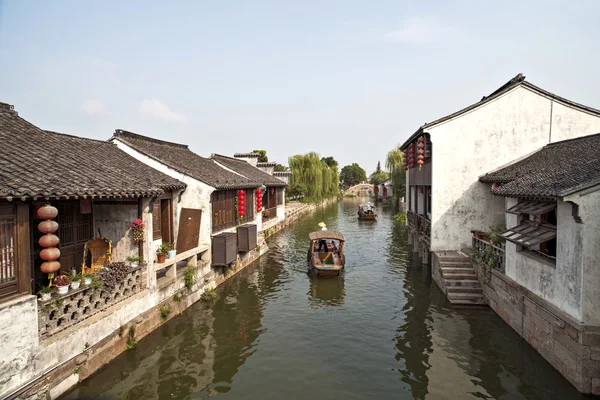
[[473, 261, 600, 394]]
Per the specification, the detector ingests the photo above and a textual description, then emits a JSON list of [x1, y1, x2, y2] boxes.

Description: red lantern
[[257, 208, 262, 212], [40, 261, 61, 274], [39, 234, 59, 248], [40, 247, 61, 261], [239, 204, 245, 211], [256, 189, 262, 195], [375, 186, 379, 193], [239, 211, 245, 217], [492, 183, 501, 190], [38, 220, 59, 234], [238, 190, 244, 195], [37, 205, 58, 220]]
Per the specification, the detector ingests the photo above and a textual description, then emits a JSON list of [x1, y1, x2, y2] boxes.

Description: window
[[152, 201, 161, 240], [245, 190, 255, 222], [276, 188, 284, 206], [211, 190, 236, 232], [0, 204, 17, 300], [501, 201, 557, 262]]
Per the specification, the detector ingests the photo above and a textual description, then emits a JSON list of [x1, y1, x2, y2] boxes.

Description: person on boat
[[317, 222, 328, 252], [358, 205, 365, 218], [330, 240, 337, 252]]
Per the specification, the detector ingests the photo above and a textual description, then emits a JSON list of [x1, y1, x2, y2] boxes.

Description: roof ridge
[[43, 130, 114, 145], [522, 81, 600, 116], [545, 132, 600, 148], [213, 153, 245, 162], [113, 129, 189, 149]]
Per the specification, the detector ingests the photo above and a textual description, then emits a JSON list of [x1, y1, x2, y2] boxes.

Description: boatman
[[317, 222, 328, 252]]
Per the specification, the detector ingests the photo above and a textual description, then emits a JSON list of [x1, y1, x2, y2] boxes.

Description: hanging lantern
[[39, 233, 59, 248], [375, 186, 379, 193], [37, 205, 58, 220], [239, 211, 245, 217], [238, 190, 244, 196], [38, 220, 59, 234], [38, 203, 60, 284]]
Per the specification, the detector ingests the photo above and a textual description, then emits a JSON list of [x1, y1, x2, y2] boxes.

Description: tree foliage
[[385, 147, 406, 211], [252, 149, 268, 163], [321, 156, 338, 168], [369, 161, 389, 184], [274, 164, 289, 172], [288, 152, 339, 202], [340, 163, 367, 187]]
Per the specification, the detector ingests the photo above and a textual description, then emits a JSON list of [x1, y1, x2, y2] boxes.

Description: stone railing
[[472, 235, 505, 273], [407, 211, 431, 244], [38, 265, 145, 338]]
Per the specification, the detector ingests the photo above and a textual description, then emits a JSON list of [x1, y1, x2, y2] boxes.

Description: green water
[[62, 199, 591, 400]]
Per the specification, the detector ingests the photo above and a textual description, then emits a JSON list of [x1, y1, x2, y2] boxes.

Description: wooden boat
[[307, 231, 346, 276], [358, 204, 377, 221]]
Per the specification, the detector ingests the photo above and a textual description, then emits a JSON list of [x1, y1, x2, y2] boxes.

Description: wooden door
[[176, 208, 202, 253], [56, 201, 93, 273]]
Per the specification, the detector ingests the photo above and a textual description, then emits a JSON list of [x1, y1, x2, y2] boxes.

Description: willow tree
[[385, 146, 406, 211], [288, 152, 339, 202]]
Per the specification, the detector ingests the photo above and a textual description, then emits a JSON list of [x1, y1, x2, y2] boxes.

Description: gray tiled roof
[[401, 73, 600, 150], [211, 154, 288, 187], [480, 133, 600, 198], [0, 106, 186, 199], [111, 130, 260, 190]]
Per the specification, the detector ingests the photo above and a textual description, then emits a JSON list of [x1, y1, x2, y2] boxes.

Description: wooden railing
[[407, 211, 431, 244], [472, 235, 505, 273], [262, 207, 278, 222]]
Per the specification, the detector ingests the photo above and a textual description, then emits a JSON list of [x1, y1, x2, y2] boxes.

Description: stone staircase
[[437, 251, 487, 306]]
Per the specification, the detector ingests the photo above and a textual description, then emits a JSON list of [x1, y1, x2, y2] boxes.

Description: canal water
[[63, 199, 590, 400]]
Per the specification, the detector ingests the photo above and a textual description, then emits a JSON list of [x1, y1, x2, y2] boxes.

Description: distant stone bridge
[[344, 183, 373, 196]]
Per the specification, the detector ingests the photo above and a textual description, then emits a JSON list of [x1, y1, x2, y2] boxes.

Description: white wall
[[566, 188, 600, 325], [503, 195, 600, 323], [428, 85, 600, 251], [93, 202, 139, 263], [112, 140, 214, 248]]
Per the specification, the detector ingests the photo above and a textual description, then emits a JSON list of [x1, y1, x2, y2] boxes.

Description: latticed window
[[211, 190, 236, 232], [245, 190, 255, 221], [501, 201, 558, 261], [0, 204, 17, 300], [152, 202, 161, 240], [276, 188, 284, 206]]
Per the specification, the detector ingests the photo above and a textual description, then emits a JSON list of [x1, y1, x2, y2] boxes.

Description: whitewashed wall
[[428, 85, 600, 251], [112, 140, 214, 249], [566, 188, 600, 325]]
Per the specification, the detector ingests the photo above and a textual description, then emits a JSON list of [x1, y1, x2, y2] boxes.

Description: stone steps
[[437, 251, 486, 306], [445, 279, 480, 287], [447, 292, 487, 305]]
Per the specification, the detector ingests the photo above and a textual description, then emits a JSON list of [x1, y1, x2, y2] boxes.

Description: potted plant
[[38, 286, 52, 301], [68, 269, 82, 290], [131, 219, 145, 244], [126, 256, 142, 267], [54, 275, 71, 295], [83, 272, 94, 285], [156, 244, 169, 263], [165, 242, 176, 259]]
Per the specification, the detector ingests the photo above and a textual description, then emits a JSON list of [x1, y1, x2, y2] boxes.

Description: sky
[[1, 1, 599, 175]]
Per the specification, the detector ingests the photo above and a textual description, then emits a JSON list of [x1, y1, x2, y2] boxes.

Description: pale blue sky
[[1, 1, 599, 174]]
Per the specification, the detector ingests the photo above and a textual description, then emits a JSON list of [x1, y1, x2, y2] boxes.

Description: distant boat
[[307, 231, 346, 276], [358, 204, 377, 221]]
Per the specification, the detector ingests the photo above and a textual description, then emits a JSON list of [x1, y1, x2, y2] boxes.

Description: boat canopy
[[309, 231, 345, 242]]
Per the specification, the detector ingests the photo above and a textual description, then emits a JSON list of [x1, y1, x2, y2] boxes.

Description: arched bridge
[[344, 183, 373, 196]]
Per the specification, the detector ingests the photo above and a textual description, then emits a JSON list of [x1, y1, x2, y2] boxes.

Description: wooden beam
[[16, 203, 31, 294]]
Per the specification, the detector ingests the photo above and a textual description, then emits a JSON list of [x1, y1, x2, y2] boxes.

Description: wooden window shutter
[[152, 202, 161, 240]]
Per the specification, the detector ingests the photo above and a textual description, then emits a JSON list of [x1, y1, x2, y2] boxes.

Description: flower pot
[[71, 281, 81, 290], [130, 262, 138, 268], [157, 254, 167, 263], [57, 285, 69, 295], [84, 277, 92, 285], [40, 292, 51, 301], [168, 250, 176, 259]]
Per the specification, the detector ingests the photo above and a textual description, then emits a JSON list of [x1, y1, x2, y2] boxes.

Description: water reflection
[[307, 274, 345, 308], [62, 200, 592, 400]]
